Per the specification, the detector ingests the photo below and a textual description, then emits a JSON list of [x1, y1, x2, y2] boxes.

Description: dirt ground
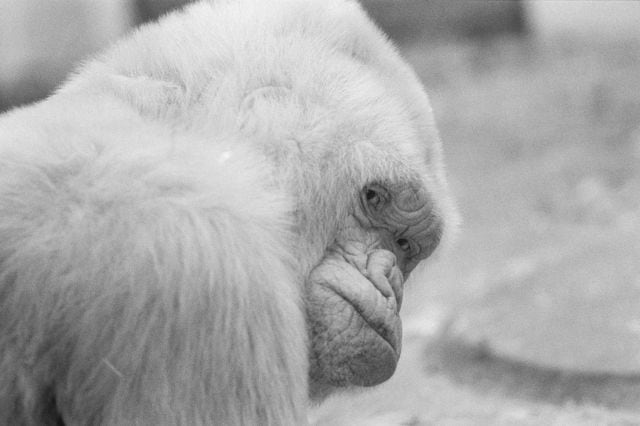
[[312, 34, 640, 425]]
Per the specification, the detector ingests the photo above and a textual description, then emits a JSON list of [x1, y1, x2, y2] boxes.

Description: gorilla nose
[[365, 249, 404, 311]]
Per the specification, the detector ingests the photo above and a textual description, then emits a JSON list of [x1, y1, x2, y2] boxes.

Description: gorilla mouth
[[307, 250, 404, 387], [323, 280, 403, 387], [327, 283, 401, 352]]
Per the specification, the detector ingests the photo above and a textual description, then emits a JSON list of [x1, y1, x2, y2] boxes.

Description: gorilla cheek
[[306, 256, 402, 388]]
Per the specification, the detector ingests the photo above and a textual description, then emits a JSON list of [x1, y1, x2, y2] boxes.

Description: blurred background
[[2, 1, 640, 423]]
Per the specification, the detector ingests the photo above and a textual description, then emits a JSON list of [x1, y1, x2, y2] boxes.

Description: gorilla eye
[[396, 238, 411, 252], [366, 189, 379, 202], [362, 184, 387, 210]]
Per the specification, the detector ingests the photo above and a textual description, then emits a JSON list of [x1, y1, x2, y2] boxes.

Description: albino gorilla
[[0, 0, 456, 424]]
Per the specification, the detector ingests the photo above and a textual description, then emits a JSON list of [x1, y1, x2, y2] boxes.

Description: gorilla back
[[0, 0, 456, 424]]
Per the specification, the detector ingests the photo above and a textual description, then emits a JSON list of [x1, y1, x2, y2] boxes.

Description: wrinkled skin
[[308, 180, 443, 397]]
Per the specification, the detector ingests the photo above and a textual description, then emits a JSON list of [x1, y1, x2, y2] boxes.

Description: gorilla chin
[[307, 243, 404, 393]]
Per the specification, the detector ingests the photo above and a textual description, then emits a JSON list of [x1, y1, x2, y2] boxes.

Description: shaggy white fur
[[0, 0, 456, 424]]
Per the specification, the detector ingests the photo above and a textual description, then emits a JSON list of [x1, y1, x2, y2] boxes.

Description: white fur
[[0, 0, 456, 424], [0, 91, 306, 424]]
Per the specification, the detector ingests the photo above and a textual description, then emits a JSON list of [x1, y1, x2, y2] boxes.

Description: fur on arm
[[0, 107, 308, 424]]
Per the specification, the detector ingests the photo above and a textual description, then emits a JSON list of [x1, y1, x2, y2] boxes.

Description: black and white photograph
[[0, 1, 639, 424]]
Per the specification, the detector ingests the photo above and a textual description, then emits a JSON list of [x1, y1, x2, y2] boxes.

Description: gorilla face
[[0, 0, 457, 423], [307, 179, 443, 394]]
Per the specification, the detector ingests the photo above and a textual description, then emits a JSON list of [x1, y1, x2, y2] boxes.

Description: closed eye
[[362, 184, 388, 211], [396, 238, 411, 252], [366, 189, 379, 203]]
